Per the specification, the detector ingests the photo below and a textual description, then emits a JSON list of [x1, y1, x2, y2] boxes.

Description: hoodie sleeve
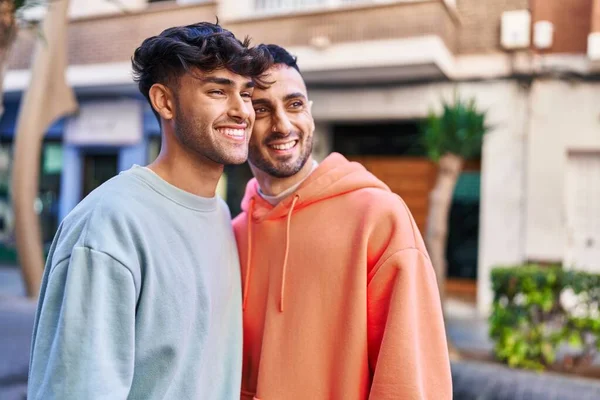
[[366, 204, 452, 399], [28, 246, 136, 400]]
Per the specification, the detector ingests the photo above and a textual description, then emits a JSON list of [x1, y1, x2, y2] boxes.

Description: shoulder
[[71, 176, 149, 231], [55, 174, 155, 267], [346, 187, 425, 253], [348, 187, 414, 222]]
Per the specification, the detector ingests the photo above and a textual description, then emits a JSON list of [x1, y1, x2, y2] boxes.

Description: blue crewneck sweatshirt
[[28, 166, 242, 400]]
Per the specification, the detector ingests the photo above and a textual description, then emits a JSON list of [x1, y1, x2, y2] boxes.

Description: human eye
[[290, 100, 304, 109], [254, 106, 269, 116], [208, 89, 225, 96]]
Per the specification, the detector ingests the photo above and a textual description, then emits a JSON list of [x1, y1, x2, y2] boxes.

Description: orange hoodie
[[232, 153, 452, 400]]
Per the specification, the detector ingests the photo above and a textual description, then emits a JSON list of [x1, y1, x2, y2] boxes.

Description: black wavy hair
[[132, 22, 272, 118], [263, 44, 300, 73]]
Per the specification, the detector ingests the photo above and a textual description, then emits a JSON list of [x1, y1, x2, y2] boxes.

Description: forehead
[[254, 65, 307, 99], [181, 67, 252, 85]]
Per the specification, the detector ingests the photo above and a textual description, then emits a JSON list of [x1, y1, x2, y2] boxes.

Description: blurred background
[[1, 0, 600, 399]]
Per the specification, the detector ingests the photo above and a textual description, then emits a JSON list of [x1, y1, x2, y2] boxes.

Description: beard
[[248, 132, 313, 178], [173, 102, 248, 165]]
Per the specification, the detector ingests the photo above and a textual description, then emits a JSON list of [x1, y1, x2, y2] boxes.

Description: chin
[[222, 156, 247, 165], [229, 158, 248, 165], [228, 152, 250, 165]]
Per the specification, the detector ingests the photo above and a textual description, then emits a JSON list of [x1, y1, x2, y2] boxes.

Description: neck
[[148, 132, 223, 198], [252, 156, 314, 197]]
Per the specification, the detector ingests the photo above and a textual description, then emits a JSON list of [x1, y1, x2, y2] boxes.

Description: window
[[81, 153, 119, 199], [0, 140, 64, 264], [254, 0, 373, 13]]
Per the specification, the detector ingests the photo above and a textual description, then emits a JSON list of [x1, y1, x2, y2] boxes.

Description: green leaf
[[420, 95, 489, 162], [568, 332, 583, 348], [541, 342, 555, 363], [489, 263, 600, 371], [14, 0, 28, 10]]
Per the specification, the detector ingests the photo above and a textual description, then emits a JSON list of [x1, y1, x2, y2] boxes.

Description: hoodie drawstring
[[242, 197, 256, 311], [242, 194, 299, 313], [280, 195, 299, 312]]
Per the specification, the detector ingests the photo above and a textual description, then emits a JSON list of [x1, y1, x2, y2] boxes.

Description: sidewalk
[[451, 359, 600, 400], [0, 265, 25, 297], [0, 266, 34, 400], [2, 268, 600, 399], [445, 297, 600, 399], [445, 297, 494, 354]]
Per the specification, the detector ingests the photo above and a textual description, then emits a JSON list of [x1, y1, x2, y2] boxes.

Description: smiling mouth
[[269, 140, 298, 151], [217, 127, 245, 140]]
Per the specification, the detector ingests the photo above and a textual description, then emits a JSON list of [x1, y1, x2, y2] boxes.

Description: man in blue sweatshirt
[[27, 23, 272, 399]]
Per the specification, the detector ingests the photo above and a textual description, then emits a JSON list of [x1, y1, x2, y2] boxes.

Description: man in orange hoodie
[[233, 44, 452, 400]]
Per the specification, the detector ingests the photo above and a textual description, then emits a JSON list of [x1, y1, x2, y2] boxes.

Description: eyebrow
[[201, 76, 255, 89], [284, 92, 307, 101], [251, 98, 272, 106], [252, 92, 307, 105]]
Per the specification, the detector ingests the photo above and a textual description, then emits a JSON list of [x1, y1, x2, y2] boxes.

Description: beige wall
[[476, 83, 529, 314], [217, 0, 253, 21], [525, 81, 600, 262], [456, 0, 529, 54], [9, 1, 217, 70], [69, 0, 147, 18]]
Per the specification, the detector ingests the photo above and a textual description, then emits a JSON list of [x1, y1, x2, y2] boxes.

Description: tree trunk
[[426, 153, 464, 301], [12, 0, 77, 299], [425, 153, 464, 359]]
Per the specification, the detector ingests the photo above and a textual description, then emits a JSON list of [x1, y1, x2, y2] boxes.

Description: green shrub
[[490, 264, 600, 371]]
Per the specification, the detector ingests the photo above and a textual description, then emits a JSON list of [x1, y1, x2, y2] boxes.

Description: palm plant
[[421, 95, 489, 300]]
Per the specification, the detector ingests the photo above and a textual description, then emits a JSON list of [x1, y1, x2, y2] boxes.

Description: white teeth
[[271, 141, 296, 150], [220, 128, 244, 138]]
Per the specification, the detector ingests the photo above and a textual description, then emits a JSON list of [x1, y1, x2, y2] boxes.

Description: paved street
[[3, 267, 600, 399], [0, 266, 34, 400], [452, 360, 600, 400], [0, 267, 25, 297]]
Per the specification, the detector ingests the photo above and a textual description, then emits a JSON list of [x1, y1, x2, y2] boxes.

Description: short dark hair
[[132, 22, 272, 114], [263, 44, 300, 73]]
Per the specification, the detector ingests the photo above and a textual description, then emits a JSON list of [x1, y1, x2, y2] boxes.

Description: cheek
[[250, 126, 268, 146], [246, 103, 256, 122], [296, 115, 314, 137], [192, 100, 219, 124]]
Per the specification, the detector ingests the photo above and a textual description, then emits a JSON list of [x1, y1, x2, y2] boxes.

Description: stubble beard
[[249, 134, 313, 178], [174, 103, 248, 166]]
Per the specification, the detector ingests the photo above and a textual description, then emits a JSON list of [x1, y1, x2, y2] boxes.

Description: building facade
[[3, 0, 600, 313]]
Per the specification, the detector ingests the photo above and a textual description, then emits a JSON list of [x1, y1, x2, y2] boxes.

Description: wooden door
[[349, 156, 437, 233]]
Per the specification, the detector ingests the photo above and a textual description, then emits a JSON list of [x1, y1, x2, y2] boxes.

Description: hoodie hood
[[239, 153, 390, 313], [241, 152, 390, 221]]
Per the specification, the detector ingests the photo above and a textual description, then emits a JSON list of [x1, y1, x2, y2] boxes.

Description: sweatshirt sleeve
[[367, 247, 452, 400], [28, 246, 136, 400]]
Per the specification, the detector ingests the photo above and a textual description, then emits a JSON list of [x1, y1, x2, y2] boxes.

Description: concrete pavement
[[1, 266, 32, 400], [2, 267, 600, 399]]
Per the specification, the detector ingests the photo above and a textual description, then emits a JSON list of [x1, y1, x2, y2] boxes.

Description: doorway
[[82, 153, 119, 199], [565, 151, 600, 272]]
